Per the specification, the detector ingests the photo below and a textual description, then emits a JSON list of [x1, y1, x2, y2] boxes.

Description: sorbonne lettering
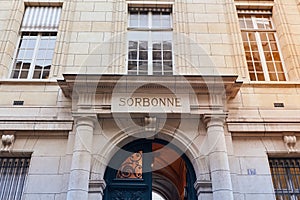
[[119, 97, 181, 107]]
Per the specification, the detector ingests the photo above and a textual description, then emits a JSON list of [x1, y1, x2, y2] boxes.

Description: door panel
[[104, 141, 152, 200], [107, 184, 150, 200], [103, 139, 197, 200]]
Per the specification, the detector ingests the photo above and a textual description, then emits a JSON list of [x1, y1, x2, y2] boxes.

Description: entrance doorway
[[103, 139, 197, 200]]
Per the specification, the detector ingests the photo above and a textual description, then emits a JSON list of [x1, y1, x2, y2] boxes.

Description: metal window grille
[[269, 158, 300, 200], [0, 157, 31, 200]]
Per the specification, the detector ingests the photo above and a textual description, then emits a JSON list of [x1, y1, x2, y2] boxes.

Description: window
[[0, 157, 31, 200], [11, 6, 61, 79], [269, 158, 300, 199], [238, 11, 286, 81], [127, 7, 173, 75]]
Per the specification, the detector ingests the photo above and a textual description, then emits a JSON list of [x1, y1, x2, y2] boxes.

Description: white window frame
[[11, 32, 56, 79], [126, 7, 174, 75], [10, 6, 61, 80], [239, 13, 288, 81]]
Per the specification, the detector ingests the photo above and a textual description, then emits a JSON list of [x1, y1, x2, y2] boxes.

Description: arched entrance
[[103, 139, 197, 200]]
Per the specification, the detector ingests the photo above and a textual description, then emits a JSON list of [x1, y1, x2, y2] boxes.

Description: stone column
[[203, 114, 233, 200], [67, 116, 95, 200]]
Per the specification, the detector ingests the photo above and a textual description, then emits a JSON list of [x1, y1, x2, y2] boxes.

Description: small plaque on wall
[[247, 168, 256, 175]]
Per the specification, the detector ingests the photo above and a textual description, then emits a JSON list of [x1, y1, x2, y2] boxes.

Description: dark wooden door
[[104, 140, 152, 200]]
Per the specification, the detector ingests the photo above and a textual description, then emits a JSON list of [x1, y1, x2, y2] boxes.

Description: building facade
[[0, 0, 300, 200]]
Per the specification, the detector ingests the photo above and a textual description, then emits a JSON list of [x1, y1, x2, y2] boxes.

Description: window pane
[[260, 33, 268, 41], [245, 52, 252, 61], [24, 50, 34, 59], [243, 42, 250, 51], [270, 42, 278, 51], [37, 50, 47, 59], [257, 73, 265, 81], [248, 32, 256, 41], [262, 42, 270, 51], [250, 42, 258, 51], [239, 18, 246, 28], [128, 61, 137, 71], [268, 33, 276, 41], [163, 41, 172, 50], [249, 72, 256, 81], [40, 39, 50, 48], [245, 18, 253, 29], [153, 51, 161, 60], [129, 12, 138, 27], [252, 52, 260, 61], [17, 50, 25, 59], [278, 73, 286, 81], [269, 73, 277, 81], [241, 32, 248, 41], [163, 51, 172, 60], [161, 13, 171, 28], [163, 61, 172, 74], [275, 63, 284, 73], [42, 66, 51, 79], [254, 62, 263, 72], [264, 52, 272, 61], [139, 61, 148, 67], [20, 71, 29, 79], [153, 43, 161, 50], [129, 51, 137, 60], [247, 62, 254, 71], [140, 12, 148, 27], [273, 52, 280, 61], [153, 61, 162, 75], [139, 61, 148, 74], [11, 70, 20, 78], [256, 18, 270, 29], [139, 51, 148, 60], [33, 70, 42, 79], [22, 38, 36, 49], [267, 62, 275, 72], [139, 41, 148, 50], [129, 41, 138, 50], [152, 12, 160, 28]]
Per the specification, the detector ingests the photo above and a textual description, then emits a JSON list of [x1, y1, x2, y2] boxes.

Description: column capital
[[202, 113, 227, 128], [194, 180, 212, 196], [89, 180, 106, 195], [74, 114, 97, 129]]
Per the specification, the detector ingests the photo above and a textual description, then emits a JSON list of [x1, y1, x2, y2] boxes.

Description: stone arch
[[90, 124, 210, 185]]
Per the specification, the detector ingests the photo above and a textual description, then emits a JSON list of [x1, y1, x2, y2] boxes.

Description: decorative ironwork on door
[[117, 151, 143, 179]]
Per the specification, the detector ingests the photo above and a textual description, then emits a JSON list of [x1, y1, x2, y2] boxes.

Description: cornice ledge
[[227, 121, 300, 133], [58, 74, 243, 99], [0, 120, 73, 131]]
